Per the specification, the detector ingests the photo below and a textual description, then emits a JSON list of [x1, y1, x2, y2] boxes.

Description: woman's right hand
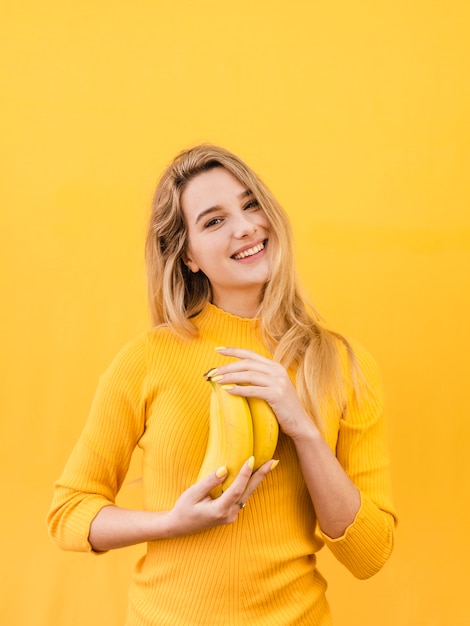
[[165, 457, 277, 537], [89, 457, 277, 552]]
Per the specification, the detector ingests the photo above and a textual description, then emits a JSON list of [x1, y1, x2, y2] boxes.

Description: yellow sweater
[[48, 303, 396, 625]]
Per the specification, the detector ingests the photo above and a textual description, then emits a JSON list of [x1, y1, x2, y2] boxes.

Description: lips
[[232, 240, 266, 260]]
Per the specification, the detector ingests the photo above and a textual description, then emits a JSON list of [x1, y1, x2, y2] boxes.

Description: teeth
[[233, 241, 265, 260]]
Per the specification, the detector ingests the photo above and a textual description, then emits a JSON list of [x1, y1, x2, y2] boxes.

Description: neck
[[211, 292, 261, 319]]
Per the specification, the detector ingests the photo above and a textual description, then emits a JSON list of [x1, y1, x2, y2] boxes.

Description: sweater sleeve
[[47, 334, 148, 553], [320, 343, 397, 579]]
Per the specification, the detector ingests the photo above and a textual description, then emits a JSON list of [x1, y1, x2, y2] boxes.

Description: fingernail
[[204, 367, 218, 379], [211, 375, 224, 382], [247, 456, 255, 469], [270, 459, 280, 471], [215, 346, 227, 351], [215, 466, 228, 478], [221, 384, 234, 390]]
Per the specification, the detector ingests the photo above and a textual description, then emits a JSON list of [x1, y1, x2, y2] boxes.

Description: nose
[[232, 212, 258, 239]]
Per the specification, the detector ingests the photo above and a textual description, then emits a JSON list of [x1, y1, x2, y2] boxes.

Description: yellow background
[[2, 1, 469, 624]]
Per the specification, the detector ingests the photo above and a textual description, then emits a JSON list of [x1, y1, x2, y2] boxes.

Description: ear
[[182, 252, 200, 273]]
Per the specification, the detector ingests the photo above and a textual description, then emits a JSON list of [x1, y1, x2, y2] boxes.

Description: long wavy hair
[[145, 144, 356, 426]]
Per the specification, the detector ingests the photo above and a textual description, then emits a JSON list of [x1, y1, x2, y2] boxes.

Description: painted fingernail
[[247, 456, 255, 469], [211, 375, 224, 382], [221, 384, 234, 390], [215, 466, 228, 478], [204, 367, 218, 379], [270, 460, 280, 471], [215, 346, 227, 351]]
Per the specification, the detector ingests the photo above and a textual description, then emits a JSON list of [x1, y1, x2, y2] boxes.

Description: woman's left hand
[[212, 347, 313, 440], [213, 349, 363, 542]]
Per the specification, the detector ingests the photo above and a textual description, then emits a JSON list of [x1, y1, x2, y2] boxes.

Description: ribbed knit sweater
[[48, 303, 396, 625]]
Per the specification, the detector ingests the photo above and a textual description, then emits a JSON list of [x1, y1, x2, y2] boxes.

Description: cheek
[[259, 213, 271, 232]]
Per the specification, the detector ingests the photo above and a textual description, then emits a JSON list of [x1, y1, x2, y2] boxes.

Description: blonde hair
[[146, 144, 356, 426]]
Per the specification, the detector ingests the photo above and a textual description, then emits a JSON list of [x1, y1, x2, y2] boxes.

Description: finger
[[241, 459, 279, 503], [219, 382, 273, 401], [193, 465, 228, 500], [214, 362, 272, 382], [215, 370, 273, 387], [215, 346, 273, 365], [218, 456, 255, 505], [212, 361, 279, 386]]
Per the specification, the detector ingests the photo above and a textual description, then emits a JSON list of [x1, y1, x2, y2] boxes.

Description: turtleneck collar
[[194, 301, 260, 327]]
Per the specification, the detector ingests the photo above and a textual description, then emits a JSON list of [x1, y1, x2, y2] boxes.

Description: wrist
[[158, 509, 181, 540], [289, 415, 322, 447]]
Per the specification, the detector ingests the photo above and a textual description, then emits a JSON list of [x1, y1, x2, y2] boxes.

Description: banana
[[197, 379, 253, 498], [247, 397, 279, 470]]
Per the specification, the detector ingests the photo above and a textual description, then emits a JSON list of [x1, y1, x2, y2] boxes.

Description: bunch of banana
[[197, 369, 279, 498]]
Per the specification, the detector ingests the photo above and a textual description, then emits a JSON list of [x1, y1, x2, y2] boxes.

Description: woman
[[48, 144, 397, 625]]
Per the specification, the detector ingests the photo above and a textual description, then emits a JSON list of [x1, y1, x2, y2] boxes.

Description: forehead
[[181, 168, 247, 214]]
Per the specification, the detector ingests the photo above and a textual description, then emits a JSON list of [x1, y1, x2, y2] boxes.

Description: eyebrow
[[194, 188, 254, 225]]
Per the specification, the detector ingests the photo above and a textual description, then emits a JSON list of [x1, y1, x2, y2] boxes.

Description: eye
[[244, 198, 259, 210], [204, 217, 223, 228]]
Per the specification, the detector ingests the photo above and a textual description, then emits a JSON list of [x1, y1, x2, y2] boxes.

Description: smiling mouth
[[232, 240, 267, 260]]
